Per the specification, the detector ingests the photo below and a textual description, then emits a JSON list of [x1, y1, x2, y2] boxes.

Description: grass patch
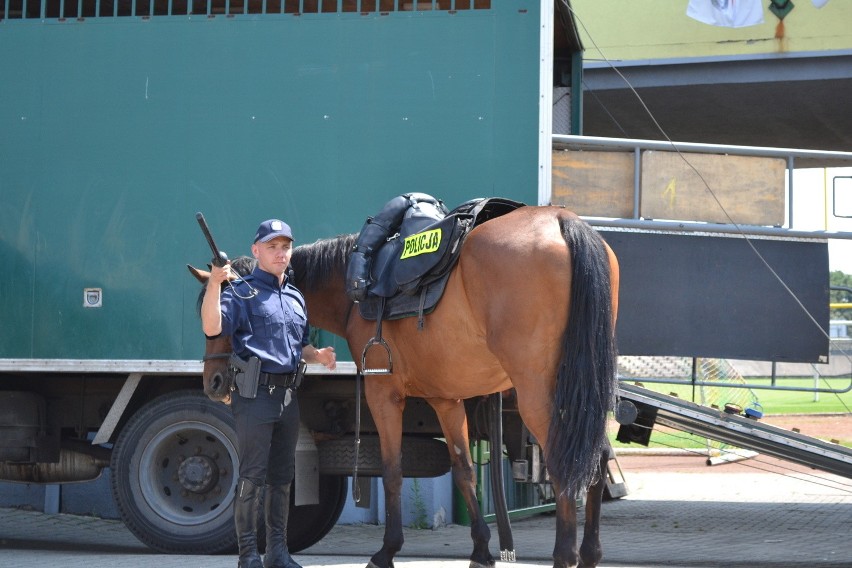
[[621, 377, 852, 415], [741, 377, 852, 414]]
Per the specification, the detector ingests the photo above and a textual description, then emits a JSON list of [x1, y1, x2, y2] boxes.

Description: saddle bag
[[345, 193, 447, 302]]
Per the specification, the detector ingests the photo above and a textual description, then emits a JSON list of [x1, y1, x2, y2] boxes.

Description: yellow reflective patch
[[400, 228, 442, 259]]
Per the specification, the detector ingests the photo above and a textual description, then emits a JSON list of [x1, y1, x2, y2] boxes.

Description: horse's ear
[[187, 264, 210, 284]]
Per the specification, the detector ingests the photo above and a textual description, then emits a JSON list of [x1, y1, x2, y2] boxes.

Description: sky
[[790, 167, 852, 274]]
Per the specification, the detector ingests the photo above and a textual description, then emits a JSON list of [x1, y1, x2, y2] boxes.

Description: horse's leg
[[519, 420, 606, 568], [548, 483, 581, 568], [513, 392, 581, 568], [364, 381, 405, 568], [578, 454, 608, 567], [427, 398, 494, 568]]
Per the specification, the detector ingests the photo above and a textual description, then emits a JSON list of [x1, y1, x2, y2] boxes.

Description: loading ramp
[[617, 382, 852, 479]]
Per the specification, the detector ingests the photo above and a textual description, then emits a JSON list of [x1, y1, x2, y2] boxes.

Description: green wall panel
[[0, 5, 542, 360]]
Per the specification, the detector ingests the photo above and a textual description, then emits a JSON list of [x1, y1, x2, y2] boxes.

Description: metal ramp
[[617, 383, 852, 479]]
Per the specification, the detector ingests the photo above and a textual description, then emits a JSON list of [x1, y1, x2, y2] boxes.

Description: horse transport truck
[[0, 1, 581, 553], [2, 0, 850, 555]]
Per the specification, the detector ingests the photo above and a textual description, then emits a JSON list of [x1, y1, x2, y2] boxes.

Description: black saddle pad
[[358, 272, 451, 322]]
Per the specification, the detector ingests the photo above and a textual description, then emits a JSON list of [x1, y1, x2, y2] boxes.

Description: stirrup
[[360, 337, 393, 375]]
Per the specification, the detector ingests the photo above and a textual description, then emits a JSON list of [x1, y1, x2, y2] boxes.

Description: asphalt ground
[[1, 453, 850, 568]]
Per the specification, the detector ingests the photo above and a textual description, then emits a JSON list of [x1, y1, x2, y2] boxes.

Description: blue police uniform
[[219, 265, 309, 486], [217, 217, 308, 568], [221, 266, 309, 375]]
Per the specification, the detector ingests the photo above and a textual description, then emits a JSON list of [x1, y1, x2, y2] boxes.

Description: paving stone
[[1, 465, 849, 568]]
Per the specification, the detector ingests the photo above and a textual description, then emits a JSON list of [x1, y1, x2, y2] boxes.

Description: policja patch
[[400, 228, 442, 259]]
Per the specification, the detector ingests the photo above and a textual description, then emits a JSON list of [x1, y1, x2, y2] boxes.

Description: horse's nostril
[[210, 374, 223, 390]]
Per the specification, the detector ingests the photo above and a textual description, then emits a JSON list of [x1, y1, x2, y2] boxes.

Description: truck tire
[[110, 390, 346, 554], [110, 390, 239, 554]]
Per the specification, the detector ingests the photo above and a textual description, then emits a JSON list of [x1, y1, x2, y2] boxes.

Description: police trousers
[[231, 386, 300, 486]]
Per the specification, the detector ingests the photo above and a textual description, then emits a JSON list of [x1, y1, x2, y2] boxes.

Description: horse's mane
[[291, 233, 357, 292], [193, 234, 354, 314], [194, 255, 257, 315]]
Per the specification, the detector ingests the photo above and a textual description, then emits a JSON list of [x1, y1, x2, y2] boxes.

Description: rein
[[227, 276, 259, 300], [351, 371, 363, 503]]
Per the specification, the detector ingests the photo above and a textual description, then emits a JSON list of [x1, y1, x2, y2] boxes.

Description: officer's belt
[[259, 371, 298, 388]]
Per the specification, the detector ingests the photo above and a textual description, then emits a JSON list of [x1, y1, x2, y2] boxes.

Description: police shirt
[[219, 266, 309, 374]]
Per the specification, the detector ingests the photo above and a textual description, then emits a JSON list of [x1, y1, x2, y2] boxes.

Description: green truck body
[[1, 4, 542, 361], [1, 1, 562, 554]]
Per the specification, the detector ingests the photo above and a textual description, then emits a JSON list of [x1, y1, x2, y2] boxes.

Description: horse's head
[[187, 256, 257, 403], [200, 333, 234, 403]]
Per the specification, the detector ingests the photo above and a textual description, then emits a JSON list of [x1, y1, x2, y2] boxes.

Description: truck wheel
[[110, 390, 239, 554], [110, 390, 348, 554], [288, 473, 347, 552]]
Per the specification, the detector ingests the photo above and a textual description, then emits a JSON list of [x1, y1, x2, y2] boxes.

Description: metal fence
[[553, 134, 852, 239], [551, 135, 852, 395], [1, 0, 490, 20]]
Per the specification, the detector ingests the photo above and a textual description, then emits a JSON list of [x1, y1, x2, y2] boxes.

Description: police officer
[[201, 219, 336, 568]]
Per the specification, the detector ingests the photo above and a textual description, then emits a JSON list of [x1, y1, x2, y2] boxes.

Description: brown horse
[[294, 205, 618, 568], [191, 205, 619, 567]]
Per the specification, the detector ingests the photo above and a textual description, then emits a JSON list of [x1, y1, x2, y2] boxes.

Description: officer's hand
[[319, 346, 337, 371], [208, 263, 232, 287]]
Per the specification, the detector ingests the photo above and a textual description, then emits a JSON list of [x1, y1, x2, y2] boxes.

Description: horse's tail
[[547, 214, 617, 499]]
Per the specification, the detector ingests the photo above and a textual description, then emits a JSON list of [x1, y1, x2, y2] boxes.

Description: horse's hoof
[[469, 561, 495, 568], [366, 562, 393, 568]]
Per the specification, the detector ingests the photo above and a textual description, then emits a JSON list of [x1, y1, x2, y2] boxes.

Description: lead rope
[[351, 370, 363, 503]]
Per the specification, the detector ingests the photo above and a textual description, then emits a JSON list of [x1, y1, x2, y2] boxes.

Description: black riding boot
[[235, 478, 264, 568], [263, 483, 302, 568]]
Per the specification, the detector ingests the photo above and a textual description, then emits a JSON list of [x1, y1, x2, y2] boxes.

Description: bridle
[[200, 341, 234, 400], [201, 352, 230, 362], [201, 334, 232, 363]]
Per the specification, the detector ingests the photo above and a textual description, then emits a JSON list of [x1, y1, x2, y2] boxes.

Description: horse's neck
[[303, 284, 351, 338]]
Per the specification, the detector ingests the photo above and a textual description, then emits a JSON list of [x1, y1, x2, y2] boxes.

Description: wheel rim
[[137, 419, 238, 526]]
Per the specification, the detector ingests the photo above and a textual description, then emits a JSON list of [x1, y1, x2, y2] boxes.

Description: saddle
[[345, 193, 524, 373]]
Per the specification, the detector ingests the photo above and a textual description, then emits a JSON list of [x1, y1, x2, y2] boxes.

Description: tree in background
[[830, 270, 852, 320]]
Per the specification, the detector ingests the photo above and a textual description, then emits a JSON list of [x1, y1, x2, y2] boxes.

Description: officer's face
[[252, 237, 293, 277]]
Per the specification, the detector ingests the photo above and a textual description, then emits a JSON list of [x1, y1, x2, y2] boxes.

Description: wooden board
[[551, 150, 635, 218], [640, 151, 785, 226]]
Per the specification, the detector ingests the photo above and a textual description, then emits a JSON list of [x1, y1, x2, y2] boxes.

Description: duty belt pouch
[[229, 353, 261, 399]]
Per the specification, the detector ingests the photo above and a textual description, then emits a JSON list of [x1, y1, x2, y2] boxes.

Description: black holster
[[229, 353, 262, 399], [293, 360, 307, 390]]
